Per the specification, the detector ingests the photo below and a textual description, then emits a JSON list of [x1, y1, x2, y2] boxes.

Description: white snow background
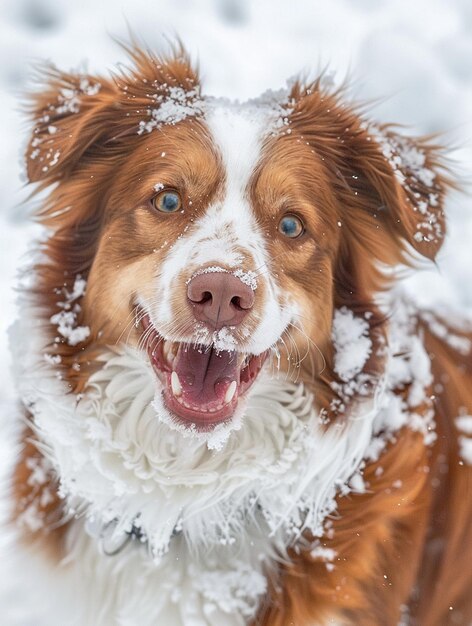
[[0, 0, 471, 620]]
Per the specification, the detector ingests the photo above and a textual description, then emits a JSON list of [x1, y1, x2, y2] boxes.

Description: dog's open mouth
[[141, 313, 268, 429]]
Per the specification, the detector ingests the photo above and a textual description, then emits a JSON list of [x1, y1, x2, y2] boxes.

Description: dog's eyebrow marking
[[199, 106, 268, 265]]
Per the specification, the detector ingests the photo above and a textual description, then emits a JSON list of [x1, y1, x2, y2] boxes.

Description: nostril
[[188, 289, 213, 305], [230, 295, 243, 310], [200, 291, 212, 305], [231, 290, 254, 311]]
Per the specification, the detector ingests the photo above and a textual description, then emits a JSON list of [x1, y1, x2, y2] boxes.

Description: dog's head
[[26, 46, 451, 434]]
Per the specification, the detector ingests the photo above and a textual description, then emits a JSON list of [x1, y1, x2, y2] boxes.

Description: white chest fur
[[10, 295, 436, 625]]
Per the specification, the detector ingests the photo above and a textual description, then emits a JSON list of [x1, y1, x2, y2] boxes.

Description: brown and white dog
[[9, 45, 472, 625]]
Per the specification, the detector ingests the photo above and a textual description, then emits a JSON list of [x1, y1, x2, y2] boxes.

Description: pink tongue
[[174, 345, 239, 405]]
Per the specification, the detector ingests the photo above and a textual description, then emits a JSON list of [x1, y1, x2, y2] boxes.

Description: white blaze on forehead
[[205, 105, 265, 201], [183, 105, 269, 270]]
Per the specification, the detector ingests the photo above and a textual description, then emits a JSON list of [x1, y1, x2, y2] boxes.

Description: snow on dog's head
[[19, 44, 452, 550]]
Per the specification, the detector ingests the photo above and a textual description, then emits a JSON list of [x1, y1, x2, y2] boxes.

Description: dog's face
[[26, 48, 449, 434], [80, 109, 343, 429]]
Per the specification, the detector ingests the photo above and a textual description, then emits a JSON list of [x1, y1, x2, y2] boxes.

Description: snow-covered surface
[[1, 0, 472, 621]]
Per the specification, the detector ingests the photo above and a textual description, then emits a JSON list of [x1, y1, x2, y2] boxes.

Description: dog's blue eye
[[153, 190, 182, 213], [278, 214, 304, 238]]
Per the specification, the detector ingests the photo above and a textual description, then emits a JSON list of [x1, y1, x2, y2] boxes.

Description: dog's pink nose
[[187, 272, 254, 329]]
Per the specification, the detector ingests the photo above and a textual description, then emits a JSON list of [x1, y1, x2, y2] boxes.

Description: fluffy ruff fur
[[10, 291, 451, 625]]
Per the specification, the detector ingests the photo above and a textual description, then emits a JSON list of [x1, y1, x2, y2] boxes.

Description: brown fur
[[13, 44, 472, 625]]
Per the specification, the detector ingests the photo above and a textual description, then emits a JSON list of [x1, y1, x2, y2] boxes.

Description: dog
[[9, 44, 472, 625]]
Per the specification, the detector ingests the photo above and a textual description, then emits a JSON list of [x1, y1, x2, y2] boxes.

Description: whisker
[[277, 335, 295, 383], [284, 327, 303, 383], [289, 315, 327, 375]]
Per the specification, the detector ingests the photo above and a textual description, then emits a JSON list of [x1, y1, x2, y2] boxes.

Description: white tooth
[[225, 381, 237, 404], [171, 371, 182, 397]]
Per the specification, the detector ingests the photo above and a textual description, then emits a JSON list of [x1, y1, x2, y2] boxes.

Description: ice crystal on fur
[[371, 126, 435, 189], [137, 83, 293, 140], [46, 77, 101, 118], [330, 308, 375, 415], [189, 266, 258, 290], [192, 561, 267, 618], [190, 325, 242, 359], [456, 416, 472, 465], [16, 456, 55, 533], [50, 311, 90, 346], [456, 415, 472, 435], [212, 328, 237, 352], [458, 437, 472, 465], [366, 298, 437, 457], [138, 86, 204, 134], [50, 274, 89, 346], [44, 353, 61, 365], [310, 544, 337, 571], [233, 269, 258, 290], [332, 307, 372, 382], [243, 86, 294, 135], [207, 93, 293, 138], [370, 126, 442, 244]]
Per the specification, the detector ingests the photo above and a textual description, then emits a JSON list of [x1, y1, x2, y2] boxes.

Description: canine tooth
[[164, 341, 174, 361], [225, 381, 237, 404], [171, 372, 182, 396]]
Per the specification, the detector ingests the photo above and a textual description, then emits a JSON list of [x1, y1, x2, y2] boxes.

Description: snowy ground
[[0, 0, 471, 619]]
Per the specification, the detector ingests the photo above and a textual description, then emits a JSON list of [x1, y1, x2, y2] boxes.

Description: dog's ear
[[344, 124, 453, 263], [25, 68, 117, 184], [25, 45, 200, 186], [288, 82, 454, 268]]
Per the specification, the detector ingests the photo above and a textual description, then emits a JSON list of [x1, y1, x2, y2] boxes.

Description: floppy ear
[[345, 124, 453, 263], [288, 81, 454, 269], [25, 68, 117, 184], [25, 45, 201, 186]]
